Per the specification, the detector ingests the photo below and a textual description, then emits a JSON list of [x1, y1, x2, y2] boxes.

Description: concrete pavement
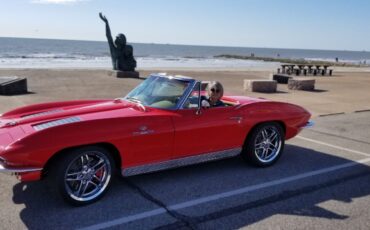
[[0, 111, 369, 229]]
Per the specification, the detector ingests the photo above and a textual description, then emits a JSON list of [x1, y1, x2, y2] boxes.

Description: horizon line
[[0, 36, 368, 53]]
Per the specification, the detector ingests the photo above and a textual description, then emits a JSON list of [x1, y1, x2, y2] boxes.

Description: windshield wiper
[[125, 97, 146, 112], [126, 97, 142, 104]]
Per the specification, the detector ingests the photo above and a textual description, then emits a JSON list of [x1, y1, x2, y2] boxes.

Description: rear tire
[[242, 122, 285, 167], [49, 146, 115, 206]]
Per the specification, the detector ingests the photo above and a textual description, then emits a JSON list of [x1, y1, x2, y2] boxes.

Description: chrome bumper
[[0, 161, 42, 175], [303, 120, 314, 128]]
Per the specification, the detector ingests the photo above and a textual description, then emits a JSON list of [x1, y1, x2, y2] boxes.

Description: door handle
[[229, 116, 243, 123], [133, 130, 154, 136], [132, 126, 154, 136]]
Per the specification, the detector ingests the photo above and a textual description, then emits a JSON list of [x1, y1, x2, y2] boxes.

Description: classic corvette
[[0, 73, 311, 205]]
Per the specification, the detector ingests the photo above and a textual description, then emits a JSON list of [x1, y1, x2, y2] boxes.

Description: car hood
[[0, 99, 142, 128]]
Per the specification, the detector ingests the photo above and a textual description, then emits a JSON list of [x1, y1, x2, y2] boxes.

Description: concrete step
[[0, 76, 28, 95]]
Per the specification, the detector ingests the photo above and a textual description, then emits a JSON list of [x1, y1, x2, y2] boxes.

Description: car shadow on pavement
[[11, 144, 370, 230]]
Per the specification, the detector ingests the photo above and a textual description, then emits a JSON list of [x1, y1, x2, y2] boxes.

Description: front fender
[[238, 101, 311, 139], [2, 117, 132, 170], [1, 100, 109, 118]]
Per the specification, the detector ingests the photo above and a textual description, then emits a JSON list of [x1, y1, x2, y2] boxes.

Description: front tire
[[50, 146, 115, 206], [242, 122, 285, 167]]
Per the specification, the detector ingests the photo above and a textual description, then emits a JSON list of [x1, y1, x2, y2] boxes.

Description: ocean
[[0, 37, 369, 69]]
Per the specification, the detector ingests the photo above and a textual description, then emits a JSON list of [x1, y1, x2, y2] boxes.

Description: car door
[[128, 114, 175, 165], [172, 91, 245, 158]]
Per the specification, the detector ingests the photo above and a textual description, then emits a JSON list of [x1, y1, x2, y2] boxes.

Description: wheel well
[[42, 143, 122, 179]]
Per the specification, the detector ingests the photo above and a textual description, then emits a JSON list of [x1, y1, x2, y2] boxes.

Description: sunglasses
[[210, 88, 220, 93]]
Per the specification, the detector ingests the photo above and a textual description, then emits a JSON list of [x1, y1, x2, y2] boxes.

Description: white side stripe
[[79, 156, 370, 230], [296, 135, 370, 157], [168, 157, 370, 210], [78, 208, 167, 230]]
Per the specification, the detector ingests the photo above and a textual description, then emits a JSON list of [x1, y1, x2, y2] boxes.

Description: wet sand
[[1, 68, 370, 117]]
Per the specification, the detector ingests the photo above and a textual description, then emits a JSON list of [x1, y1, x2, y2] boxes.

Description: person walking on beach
[[99, 12, 137, 71]]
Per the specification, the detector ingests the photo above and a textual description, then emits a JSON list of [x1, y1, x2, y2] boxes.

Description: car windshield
[[124, 75, 193, 109]]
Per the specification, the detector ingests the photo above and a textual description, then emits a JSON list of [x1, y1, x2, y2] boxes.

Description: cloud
[[31, 0, 89, 4]]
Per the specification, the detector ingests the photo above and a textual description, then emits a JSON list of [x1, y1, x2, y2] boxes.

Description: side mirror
[[196, 100, 210, 115]]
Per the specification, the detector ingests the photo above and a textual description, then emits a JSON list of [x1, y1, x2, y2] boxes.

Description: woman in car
[[202, 81, 225, 107]]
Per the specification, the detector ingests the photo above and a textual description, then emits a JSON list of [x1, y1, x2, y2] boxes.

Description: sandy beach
[[1, 67, 370, 117]]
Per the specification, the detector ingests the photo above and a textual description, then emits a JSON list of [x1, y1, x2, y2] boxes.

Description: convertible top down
[[0, 73, 311, 205]]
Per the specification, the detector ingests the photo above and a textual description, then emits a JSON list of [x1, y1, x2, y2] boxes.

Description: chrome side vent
[[22, 109, 64, 119], [0, 156, 5, 164], [33, 117, 81, 131]]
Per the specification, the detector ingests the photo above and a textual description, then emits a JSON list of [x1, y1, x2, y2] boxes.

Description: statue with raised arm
[[99, 12, 137, 72]]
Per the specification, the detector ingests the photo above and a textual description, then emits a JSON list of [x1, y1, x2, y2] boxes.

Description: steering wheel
[[173, 96, 181, 104]]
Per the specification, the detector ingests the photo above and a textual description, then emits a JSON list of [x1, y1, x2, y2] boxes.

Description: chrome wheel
[[254, 126, 282, 163], [64, 151, 112, 202]]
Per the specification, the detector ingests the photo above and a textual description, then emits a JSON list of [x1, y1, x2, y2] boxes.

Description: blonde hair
[[207, 81, 224, 98]]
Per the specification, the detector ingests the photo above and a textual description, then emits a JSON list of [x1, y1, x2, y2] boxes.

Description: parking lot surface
[[0, 112, 369, 230]]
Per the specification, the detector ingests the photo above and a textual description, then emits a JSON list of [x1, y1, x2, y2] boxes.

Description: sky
[[0, 0, 369, 51]]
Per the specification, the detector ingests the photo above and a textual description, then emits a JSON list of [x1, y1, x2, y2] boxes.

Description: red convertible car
[[0, 73, 311, 205]]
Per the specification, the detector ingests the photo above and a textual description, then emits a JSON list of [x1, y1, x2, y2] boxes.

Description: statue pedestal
[[109, 70, 140, 79]]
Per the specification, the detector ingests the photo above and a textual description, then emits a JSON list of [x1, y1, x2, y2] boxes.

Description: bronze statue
[[99, 12, 137, 71]]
